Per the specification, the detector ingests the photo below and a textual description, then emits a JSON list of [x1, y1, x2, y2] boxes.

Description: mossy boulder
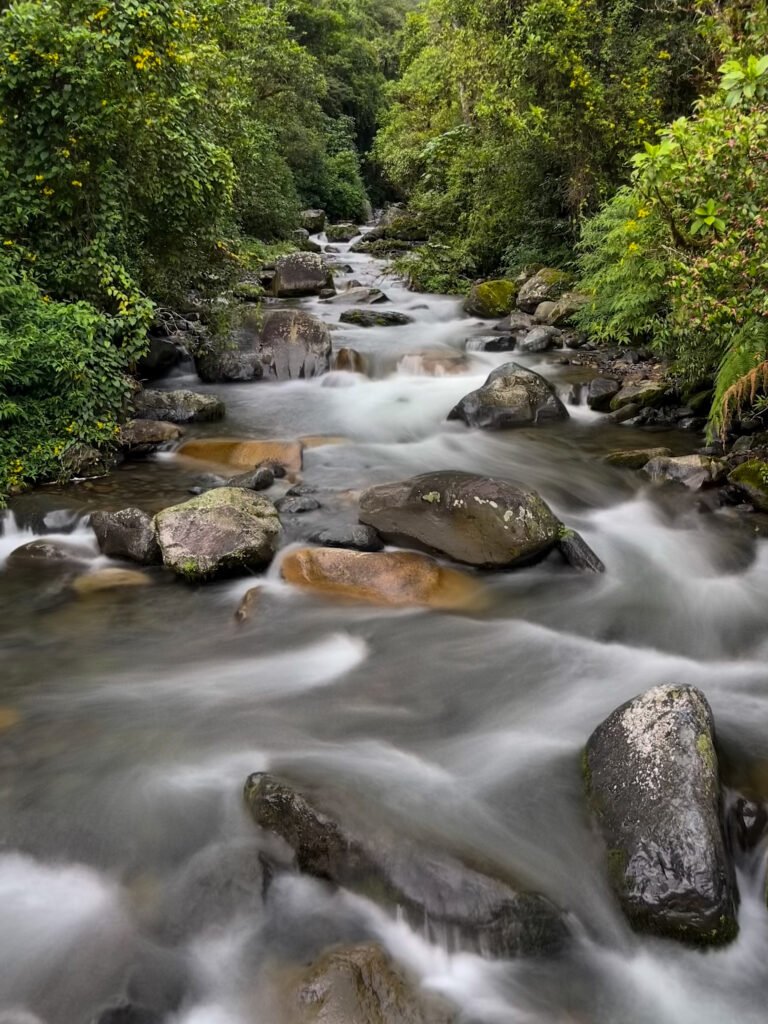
[[300, 208, 326, 233], [609, 381, 666, 411], [132, 389, 225, 424], [339, 309, 413, 328], [90, 508, 161, 565], [154, 487, 281, 582], [603, 447, 672, 470], [516, 269, 572, 313], [245, 773, 568, 957], [358, 470, 564, 569], [728, 459, 768, 511], [584, 684, 738, 946], [448, 362, 569, 430], [463, 279, 518, 319], [272, 253, 334, 298], [325, 222, 359, 243]]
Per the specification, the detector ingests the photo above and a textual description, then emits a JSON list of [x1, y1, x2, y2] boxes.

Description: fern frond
[[708, 318, 768, 439]]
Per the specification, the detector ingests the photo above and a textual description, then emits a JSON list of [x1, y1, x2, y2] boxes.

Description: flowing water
[[2, 230, 768, 1023]]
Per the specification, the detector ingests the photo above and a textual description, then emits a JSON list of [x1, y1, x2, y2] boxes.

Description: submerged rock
[[259, 310, 332, 380], [464, 280, 517, 319], [132, 389, 225, 424], [178, 438, 304, 476], [95, 1005, 161, 1024], [280, 547, 484, 610], [448, 363, 568, 430], [6, 539, 90, 573], [90, 508, 161, 565], [273, 253, 334, 298], [584, 684, 738, 945], [287, 944, 454, 1024], [603, 447, 672, 470], [155, 488, 281, 582], [557, 531, 605, 573], [359, 471, 563, 569], [339, 309, 413, 328], [245, 773, 567, 957], [71, 568, 151, 595]]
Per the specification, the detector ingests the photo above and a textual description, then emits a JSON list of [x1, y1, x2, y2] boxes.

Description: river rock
[[584, 684, 738, 945], [533, 301, 557, 324], [137, 334, 183, 381], [245, 773, 567, 956], [155, 488, 281, 582], [493, 311, 534, 335], [259, 310, 332, 380], [95, 1005, 161, 1024], [448, 363, 568, 430], [301, 209, 326, 234], [728, 460, 768, 511], [325, 223, 359, 243], [516, 269, 571, 313], [334, 348, 367, 374], [276, 496, 322, 515], [464, 334, 515, 353], [90, 508, 161, 565], [280, 547, 484, 610], [308, 525, 384, 552], [132, 390, 225, 424], [59, 442, 112, 478], [273, 253, 334, 298], [558, 531, 605, 572], [398, 353, 469, 376], [545, 292, 590, 327], [288, 944, 454, 1024], [194, 345, 263, 383], [587, 378, 620, 412], [464, 280, 517, 319], [516, 326, 561, 353], [339, 310, 413, 328], [643, 455, 723, 491], [5, 539, 90, 572], [119, 420, 183, 457], [610, 381, 666, 411], [603, 447, 672, 470], [228, 466, 275, 491], [358, 472, 563, 569], [71, 568, 151, 595], [178, 438, 304, 476], [325, 287, 388, 305], [293, 228, 322, 253]]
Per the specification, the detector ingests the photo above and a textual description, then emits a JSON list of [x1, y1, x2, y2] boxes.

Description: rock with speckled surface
[[448, 363, 568, 430], [584, 684, 738, 946], [358, 471, 562, 569]]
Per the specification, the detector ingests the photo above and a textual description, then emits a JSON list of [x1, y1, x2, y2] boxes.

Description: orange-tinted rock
[[71, 568, 151, 595], [235, 586, 262, 623], [334, 348, 367, 374], [398, 353, 470, 376], [178, 438, 304, 475], [299, 435, 348, 450], [281, 547, 484, 610]]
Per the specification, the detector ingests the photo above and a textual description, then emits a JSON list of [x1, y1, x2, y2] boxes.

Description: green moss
[[728, 459, 768, 511], [232, 281, 263, 302], [581, 747, 592, 790], [696, 732, 716, 772], [606, 848, 628, 892], [464, 279, 518, 318]]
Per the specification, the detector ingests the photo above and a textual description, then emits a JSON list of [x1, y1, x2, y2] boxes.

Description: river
[[2, 232, 768, 1023]]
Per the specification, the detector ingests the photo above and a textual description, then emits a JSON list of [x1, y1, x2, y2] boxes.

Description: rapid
[[2, 229, 768, 1024]]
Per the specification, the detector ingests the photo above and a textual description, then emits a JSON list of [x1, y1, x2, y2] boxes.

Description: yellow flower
[[637, 207, 650, 219], [35, 174, 44, 182], [43, 187, 54, 196], [3, 240, 13, 246], [8, 52, 19, 64], [71, 180, 83, 187], [657, 50, 671, 61], [627, 242, 640, 254], [60, 147, 71, 158], [65, 423, 75, 433]]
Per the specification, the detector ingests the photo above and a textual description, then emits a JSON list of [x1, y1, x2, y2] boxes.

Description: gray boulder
[[546, 292, 591, 327], [448, 363, 568, 430], [516, 269, 571, 313], [584, 684, 738, 945], [194, 345, 263, 384], [259, 310, 332, 380], [132, 390, 224, 424], [325, 223, 359, 243], [228, 467, 275, 491], [272, 253, 334, 298], [340, 309, 413, 328], [293, 228, 322, 254], [359, 471, 563, 569], [464, 334, 515, 353], [587, 378, 620, 412], [493, 311, 534, 335], [154, 488, 281, 582], [137, 335, 183, 381], [119, 420, 182, 457], [90, 508, 161, 565], [324, 286, 388, 305], [516, 326, 561, 353], [301, 209, 326, 234], [308, 525, 384, 552], [643, 455, 724, 491], [245, 773, 567, 957]]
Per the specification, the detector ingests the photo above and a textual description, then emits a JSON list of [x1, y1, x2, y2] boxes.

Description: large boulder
[[245, 773, 567, 957], [137, 334, 184, 381], [545, 292, 591, 327], [339, 309, 412, 328], [515, 326, 561, 353], [178, 438, 304, 476], [154, 488, 282, 582], [448, 363, 568, 430], [325, 223, 359, 243], [587, 378, 620, 412], [728, 460, 768, 511], [493, 311, 534, 335], [272, 253, 334, 298], [259, 310, 332, 380], [584, 685, 738, 945], [609, 381, 666, 411], [90, 508, 161, 565], [301, 209, 326, 234], [516, 269, 571, 313], [464, 280, 517, 319], [358, 472, 563, 569], [642, 454, 724, 491], [280, 547, 484, 610], [194, 345, 263, 384], [285, 944, 454, 1024], [132, 389, 224, 424]]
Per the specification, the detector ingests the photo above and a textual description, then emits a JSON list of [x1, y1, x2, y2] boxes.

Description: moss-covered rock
[[154, 487, 281, 582], [448, 362, 569, 431], [609, 381, 666, 411], [516, 269, 572, 313], [584, 684, 738, 946], [728, 459, 768, 511], [339, 309, 412, 328], [463, 279, 518, 319], [603, 447, 672, 470], [325, 222, 359, 243]]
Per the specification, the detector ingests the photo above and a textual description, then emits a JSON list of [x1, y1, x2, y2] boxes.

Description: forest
[[1, 0, 767, 491]]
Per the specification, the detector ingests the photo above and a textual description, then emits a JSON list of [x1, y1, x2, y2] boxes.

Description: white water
[[2, 228, 768, 1023]]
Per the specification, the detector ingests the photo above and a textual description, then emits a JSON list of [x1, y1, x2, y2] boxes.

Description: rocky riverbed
[[3, 223, 768, 1024]]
